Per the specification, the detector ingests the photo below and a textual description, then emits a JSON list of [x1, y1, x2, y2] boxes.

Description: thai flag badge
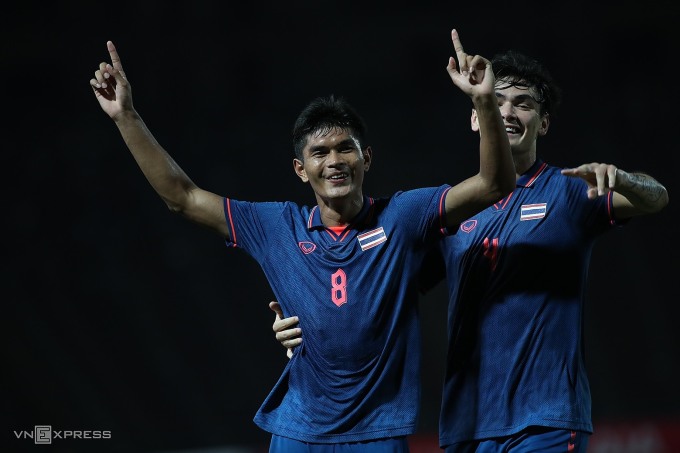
[[357, 227, 387, 251], [520, 203, 547, 221]]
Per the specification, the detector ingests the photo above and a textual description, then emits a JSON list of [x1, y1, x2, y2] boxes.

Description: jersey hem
[[255, 419, 416, 444], [439, 420, 594, 447]]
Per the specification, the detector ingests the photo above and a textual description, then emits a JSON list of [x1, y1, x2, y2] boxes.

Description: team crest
[[460, 219, 477, 233], [298, 241, 317, 254]]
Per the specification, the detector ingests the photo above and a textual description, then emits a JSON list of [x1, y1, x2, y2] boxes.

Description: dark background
[[4, 1, 679, 452]]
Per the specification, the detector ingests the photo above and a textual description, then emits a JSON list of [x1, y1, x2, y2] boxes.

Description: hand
[[446, 29, 494, 99], [90, 41, 133, 119], [269, 301, 302, 359], [561, 162, 619, 199]]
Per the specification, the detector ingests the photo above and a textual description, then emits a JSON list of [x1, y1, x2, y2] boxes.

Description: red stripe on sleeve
[[225, 198, 238, 245], [438, 187, 452, 229]]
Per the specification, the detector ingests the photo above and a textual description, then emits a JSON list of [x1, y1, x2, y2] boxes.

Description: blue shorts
[[269, 434, 410, 452], [444, 427, 590, 453]]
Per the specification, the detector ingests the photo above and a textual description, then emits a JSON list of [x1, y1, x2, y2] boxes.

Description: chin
[[326, 186, 356, 199]]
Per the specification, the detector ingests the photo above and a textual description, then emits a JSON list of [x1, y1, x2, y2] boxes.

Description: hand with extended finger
[[561, 162, 619, 199], [89, 40, 133, 120], [446, 29, 494, 99]]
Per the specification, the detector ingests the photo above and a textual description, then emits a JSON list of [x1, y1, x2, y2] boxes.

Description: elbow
[[167, 203, 184, 215], [628, 188, 669, 215], [480, 161, 516, 201], [499, 178, 516, 198], [482, 182, 514, 206], [492, 175, 516, 201], [642, 185, 670, 214], [162, 184, 198, 216], [650, 188, 670, 213], [661, 188, 670, 210], [475, 172, 516, 205], [163, 197, 187, 215]]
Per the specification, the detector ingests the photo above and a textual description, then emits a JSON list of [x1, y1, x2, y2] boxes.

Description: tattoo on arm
[[619, 171, 668, 208]]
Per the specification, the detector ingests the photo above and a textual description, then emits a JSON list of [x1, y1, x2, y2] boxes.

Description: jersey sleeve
[[564, 178, 624, 236], [223, 198, 289, 259], [391, 184, 452, 245]]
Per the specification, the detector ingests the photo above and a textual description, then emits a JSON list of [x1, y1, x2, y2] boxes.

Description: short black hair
[[292, 94, 368, 160], [491, 50, 562, 118]]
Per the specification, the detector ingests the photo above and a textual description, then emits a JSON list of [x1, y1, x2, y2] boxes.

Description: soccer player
[[89, 29, 514, 452], [271, 49, 669, 452]]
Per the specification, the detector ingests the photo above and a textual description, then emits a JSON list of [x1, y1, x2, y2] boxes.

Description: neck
[[512, 147, 538, 177], [317, 193, 364, 226]]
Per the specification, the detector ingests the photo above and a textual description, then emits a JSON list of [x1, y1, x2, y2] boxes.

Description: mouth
[[505, 125, 521, 136], [326, 172, 349, 183]]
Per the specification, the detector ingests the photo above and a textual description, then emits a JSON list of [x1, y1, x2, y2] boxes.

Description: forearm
[[616, 169, 669, 213], [473, 94, 515, 196], [114, 110, 198, 213]]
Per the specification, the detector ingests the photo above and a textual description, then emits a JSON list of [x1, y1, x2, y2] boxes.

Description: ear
[[538, 113, 550, 136], [362, 146, 373, 172], [293, 158, 308, 183], [470, 109, 480, 132]]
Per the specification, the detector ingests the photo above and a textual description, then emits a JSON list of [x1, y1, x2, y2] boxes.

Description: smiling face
[[472, 81, 550, 171], [294, 126, 372, 208]]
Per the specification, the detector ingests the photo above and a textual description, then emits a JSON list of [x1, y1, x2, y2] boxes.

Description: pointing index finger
[[451, 28, 468, 73], [451, 29, 465, 60], [107, 40, 124, 71]]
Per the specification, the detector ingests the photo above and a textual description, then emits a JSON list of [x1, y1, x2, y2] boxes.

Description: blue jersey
[[224, 185, 451, 443], [437, 160, 620, 447]]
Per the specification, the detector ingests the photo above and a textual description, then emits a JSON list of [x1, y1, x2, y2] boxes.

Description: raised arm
[[560, 163, 669, 218], [90, 41, 229, 237], [442, 29, 515, 228]]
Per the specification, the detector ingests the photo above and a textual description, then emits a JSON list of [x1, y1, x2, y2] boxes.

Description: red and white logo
[[298, 241, 317, 254], [460, 219, 477, 233]]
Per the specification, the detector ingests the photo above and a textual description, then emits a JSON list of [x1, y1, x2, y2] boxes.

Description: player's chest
[[456, 190, 575, 247], [273, 224, 403, 265]]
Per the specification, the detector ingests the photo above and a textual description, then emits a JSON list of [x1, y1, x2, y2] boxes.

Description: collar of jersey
[[516, 159, 549, 188]]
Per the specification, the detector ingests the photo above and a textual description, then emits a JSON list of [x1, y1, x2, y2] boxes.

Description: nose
[[498, 102, 515, 120], [326, 149, 343, 166]]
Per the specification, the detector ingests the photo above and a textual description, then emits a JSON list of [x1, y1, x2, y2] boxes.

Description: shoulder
[[227, 199, 311, 218], [387, 184, 452, 201], [540, 164, 587, 190]]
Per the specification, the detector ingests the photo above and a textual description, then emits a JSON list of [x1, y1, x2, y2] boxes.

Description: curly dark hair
[[491, 50, 562, 118]]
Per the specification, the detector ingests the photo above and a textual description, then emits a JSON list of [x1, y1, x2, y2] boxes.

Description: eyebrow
[[496, 92, 539, 104], [308, 138, 357, 153]]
